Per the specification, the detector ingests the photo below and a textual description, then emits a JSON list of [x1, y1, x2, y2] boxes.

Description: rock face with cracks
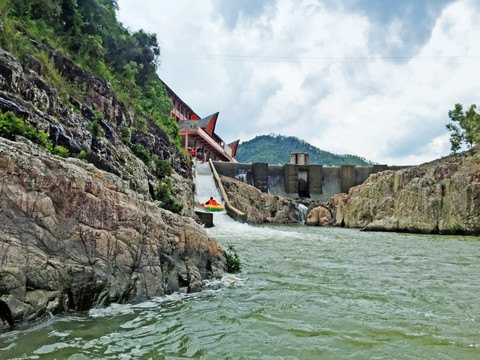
[[0, 47, 194, 217], [0, 138, 225, 326], [332, 146, 480, 235], [220, 175, 318, 224]]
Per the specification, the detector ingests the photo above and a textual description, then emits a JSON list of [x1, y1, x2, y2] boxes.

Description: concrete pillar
[[184, 133, 189, 153], [252, 162, 269, 193], [283, 164, 298, 194], [341, 165, 356, 193], [290, 152, 310, 165], [308, 165, 323, 194], [195, 210, 213, 228], [322, 166, 342, 196]]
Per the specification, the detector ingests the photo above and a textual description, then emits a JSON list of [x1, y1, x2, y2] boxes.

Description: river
[[1, 214, 479, 359]]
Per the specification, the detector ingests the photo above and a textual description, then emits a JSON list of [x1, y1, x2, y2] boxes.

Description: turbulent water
[[194, 162, 223, 205], [1, 215, 479, 359]]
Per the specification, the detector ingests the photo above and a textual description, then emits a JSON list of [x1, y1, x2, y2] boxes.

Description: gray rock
[[0, 138, 225, 325], [220, 175, 321, 224], [332, 146, 480, 235]]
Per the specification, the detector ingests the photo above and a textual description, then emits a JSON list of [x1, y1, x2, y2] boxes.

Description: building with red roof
[[163, 81, 239, 163]]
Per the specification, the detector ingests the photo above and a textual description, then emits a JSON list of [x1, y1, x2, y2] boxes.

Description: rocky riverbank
[[0, 46, 227, 329], [0, 137, 225, 327], [327, 146, 480, 234], [0, 47, 194, 216]]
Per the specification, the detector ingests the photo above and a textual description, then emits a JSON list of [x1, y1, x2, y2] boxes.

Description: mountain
[[236, 134, 375, 166]]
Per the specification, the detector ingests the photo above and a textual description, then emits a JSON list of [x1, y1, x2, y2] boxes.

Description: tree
[[446, 103, 480, 153], [2, 0, 181, 150]]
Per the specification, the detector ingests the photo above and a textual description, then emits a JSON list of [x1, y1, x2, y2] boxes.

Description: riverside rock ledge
[[0, 137, 225, 327], [332, 146, 480, 235]]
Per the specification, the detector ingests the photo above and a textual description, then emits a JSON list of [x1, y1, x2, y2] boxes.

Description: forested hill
[[0, 0, 179, 145], [236, 134, 375, 166]]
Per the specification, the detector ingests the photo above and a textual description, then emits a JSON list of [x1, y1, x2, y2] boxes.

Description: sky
[[116, 0, 480, 165]]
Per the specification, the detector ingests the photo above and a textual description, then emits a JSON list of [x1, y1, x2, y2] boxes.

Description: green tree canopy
[[446, 103, 480, 153], [1, 0, 179, 146], [236, 134, 375, 166]]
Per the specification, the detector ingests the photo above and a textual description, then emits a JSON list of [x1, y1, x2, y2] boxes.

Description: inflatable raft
[[201, 201, 224, 212]]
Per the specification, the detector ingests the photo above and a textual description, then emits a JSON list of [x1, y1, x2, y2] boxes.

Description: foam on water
[[295, 203, 308, 223], [194, 161, 223, 205], [2, 228, 480, 359], [208, 212, 303, 241]]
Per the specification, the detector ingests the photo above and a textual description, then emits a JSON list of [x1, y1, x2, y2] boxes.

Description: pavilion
[[163, 81, 239, 163]]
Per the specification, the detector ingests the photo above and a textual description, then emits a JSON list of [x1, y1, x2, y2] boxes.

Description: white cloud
[[117, 0, 480, 165]]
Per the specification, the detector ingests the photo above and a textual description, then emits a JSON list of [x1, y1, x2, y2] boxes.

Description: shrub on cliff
[[51, 145, 70, 158], [87, 120, 103, 138], [0, 111, 50, 148], [152, 157, 172, 179], [119, 126, 131, 144], [154, 180, 183, 214], [0, 111, 69, 157], [130, 143, 151, 163]]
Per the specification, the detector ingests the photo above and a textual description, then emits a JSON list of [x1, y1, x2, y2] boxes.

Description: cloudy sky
[[116, 0, 479, 165]]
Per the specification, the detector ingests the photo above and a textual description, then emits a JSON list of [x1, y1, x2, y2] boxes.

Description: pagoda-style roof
[[179, 112, 237, 162], [179, 112, 218, 136], [228, 140, 240, 157], [162, 79, 238, 163]]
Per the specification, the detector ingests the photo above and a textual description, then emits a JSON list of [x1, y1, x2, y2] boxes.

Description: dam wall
[[213, 161, 409, 201]]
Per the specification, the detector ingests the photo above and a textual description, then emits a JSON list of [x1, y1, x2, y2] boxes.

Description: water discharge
[[1, 217, 480, 359], [194, 161, 223, 206]]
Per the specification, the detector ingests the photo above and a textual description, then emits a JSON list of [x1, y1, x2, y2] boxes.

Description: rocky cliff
[[332, 146, 480, 235], [0, 47, 194, 215], [0, 46, 227, 329], [0, 137, 225, 326]]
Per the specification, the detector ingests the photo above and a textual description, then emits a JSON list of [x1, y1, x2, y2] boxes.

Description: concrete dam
[[214, 153, 407, 201]]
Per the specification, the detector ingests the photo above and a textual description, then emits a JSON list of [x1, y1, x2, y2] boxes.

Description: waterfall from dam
[[193, 161, 223, 206]]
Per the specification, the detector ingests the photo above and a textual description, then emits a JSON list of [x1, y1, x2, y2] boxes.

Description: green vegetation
[[445, 223, 466, 235], [225, 244, 242, 273], [72, 149, 88, 162], [0, 111, 69, 157], [130, 143, 151, 163], [87, 120, 103, 137], [446, 103, 480, 153], [0, 112, 49, 146], [128, 142, 182, 214], [154, 180, 183, 214], [152, 157, 172, 179], [0, 1, 186, 214], [0, 0, 181, 147], [51, 145, 70, 158], [236, 134, 375, 166], [119, 126, 131, 144]]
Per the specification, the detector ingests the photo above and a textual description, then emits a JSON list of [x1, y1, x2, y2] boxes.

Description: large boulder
[[220, 175, 316, 224], [305, 206, 332, 226], [333, 146, 480, 234], [0, 138, 225, 326]]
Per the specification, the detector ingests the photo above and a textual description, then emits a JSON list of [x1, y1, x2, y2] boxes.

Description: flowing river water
[[1, 214, 479, 359]]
